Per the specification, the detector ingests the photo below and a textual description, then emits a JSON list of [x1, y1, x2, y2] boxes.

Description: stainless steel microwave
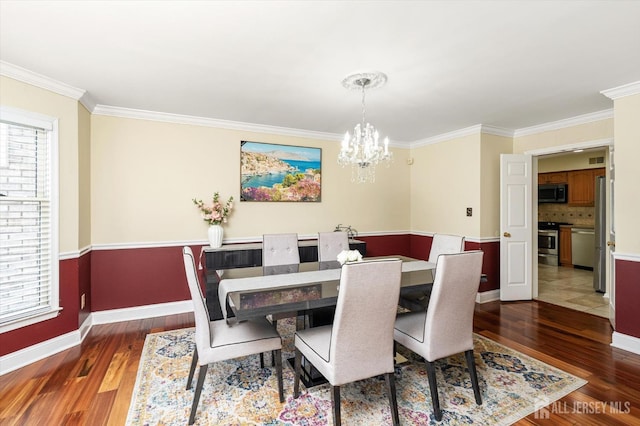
[[538, 184, 567, 203]]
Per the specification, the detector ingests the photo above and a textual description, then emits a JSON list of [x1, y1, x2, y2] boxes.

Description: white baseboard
[[91, 300, 193, 325], [79, 315, 93, 340], [0, 329, 82, 376], [611, 331, 640, 356], [0, 300, 194, 376], [476, 289, 500, 304]]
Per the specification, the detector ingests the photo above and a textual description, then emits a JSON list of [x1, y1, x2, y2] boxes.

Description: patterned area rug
[[126, 321, 586, 425]]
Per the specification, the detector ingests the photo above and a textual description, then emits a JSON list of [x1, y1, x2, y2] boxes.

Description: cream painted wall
[[78, 104, 91, 249], [613, 93, 640, 254], [513, 119, 613, 153], [480, 134, 513, 238], [90, 115, 410, 244], [409, 133, 481, 237], [0, 76, 80, 253]]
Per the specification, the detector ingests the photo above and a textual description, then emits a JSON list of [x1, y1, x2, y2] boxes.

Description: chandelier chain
[[360, 79, 367, 130]]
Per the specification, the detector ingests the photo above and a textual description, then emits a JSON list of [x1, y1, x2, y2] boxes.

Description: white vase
[[208, 224, 224, 248]]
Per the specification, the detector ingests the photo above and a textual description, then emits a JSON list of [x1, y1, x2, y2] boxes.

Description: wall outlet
[[466, 207, 473, 217], [81, 293, 86, 310]]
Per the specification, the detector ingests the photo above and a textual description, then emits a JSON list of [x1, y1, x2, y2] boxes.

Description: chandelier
[[338, 71, 393, 183]]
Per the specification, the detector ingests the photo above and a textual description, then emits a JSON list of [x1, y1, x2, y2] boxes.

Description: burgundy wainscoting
[[90, 245, 193, 311], [358, 234, 412, 257], [465, 240, 500, 292], [409, 234, 431, 260], [0, 257, 80, 357], [615, 258, 640, 339], [409, 234, 500, 292]]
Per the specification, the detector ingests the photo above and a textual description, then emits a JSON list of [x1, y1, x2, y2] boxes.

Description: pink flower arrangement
[[192, 192, 234, 226]]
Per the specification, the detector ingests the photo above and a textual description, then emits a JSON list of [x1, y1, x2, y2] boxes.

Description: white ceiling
[[1, 1, 639, 144]]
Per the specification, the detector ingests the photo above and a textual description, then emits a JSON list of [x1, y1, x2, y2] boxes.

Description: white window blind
[[0, 107, 59, 331]]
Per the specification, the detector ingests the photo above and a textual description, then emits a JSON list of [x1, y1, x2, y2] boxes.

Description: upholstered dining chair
[[261, 233, 301, 363], [311, 231, 351, 327], [399, 233, 465, 311], [293, 259, 403, 426], [182, 247, 283, 425], [394, 250, 484, 421], [317, 231, 350, 262], [263, 233, 300, 267]]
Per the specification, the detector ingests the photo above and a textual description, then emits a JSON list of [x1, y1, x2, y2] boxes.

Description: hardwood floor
[[1, 302, 639, 425]]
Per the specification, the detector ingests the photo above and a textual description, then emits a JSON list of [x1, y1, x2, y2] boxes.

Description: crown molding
[[78, 92, 96, 112], [480, 125, 515, 138], [2, 60, 625, 146], [0, 61, 95, 112], [513, 109, 613, 138], [92, 104, 347, 143], [601, 81, 640, 100], [409, 124, 483, 148], [409, 124, 513, 148]]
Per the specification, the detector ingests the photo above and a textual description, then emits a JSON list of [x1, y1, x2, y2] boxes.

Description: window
[[0, 107, 59, 333]]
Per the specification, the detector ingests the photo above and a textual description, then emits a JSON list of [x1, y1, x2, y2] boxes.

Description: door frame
[[524, 138, 614, 305]]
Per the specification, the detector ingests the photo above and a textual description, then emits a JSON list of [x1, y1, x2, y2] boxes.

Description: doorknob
[[503, 232, 511, 238], [607, 241, 615, 247]]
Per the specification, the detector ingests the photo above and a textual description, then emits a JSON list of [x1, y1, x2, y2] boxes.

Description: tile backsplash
[[538, 204, 595, 227]]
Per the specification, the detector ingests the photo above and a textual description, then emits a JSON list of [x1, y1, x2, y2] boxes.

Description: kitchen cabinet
[[559, 226, 573, 266], [567, 168, 605, 206], [538, 171, 568, 184]]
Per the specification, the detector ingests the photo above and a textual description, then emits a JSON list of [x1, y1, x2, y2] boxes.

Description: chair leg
[[274, 349, 284, 403], [186, 347, 198, 390], [271, 321, 277, 366], [385, 372, 400, 426], [293, 349, 302, 398], [260, 352, 265, 368], [425, 361, 442, 421], [331, 385, 341, 426], [189, 364, 208, 425], [465, 350, 482, 405]]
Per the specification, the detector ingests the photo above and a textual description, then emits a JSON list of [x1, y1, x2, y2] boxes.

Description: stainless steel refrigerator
[[593, 175, 606, 293]]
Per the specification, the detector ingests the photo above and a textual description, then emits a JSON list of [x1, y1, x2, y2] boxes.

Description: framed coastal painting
[[240, 141, 321, 202]]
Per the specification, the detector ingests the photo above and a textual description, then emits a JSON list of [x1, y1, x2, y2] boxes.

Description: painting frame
[[240, 141, 322, 202]]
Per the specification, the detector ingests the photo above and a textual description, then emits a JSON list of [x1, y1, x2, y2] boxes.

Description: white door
[[500, 154, 533, 301]]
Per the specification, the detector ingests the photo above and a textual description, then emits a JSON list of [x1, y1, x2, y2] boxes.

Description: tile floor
[[537, 264, 610, 318]]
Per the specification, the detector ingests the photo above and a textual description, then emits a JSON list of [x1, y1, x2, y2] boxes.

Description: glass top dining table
[[217, 256, 436, 322]]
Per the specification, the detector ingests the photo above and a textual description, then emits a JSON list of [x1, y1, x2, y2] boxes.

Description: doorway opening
[[530, 143, 613, 319]]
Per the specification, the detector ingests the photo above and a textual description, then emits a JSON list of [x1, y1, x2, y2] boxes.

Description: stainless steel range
[[538, 222, 561, 266]]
